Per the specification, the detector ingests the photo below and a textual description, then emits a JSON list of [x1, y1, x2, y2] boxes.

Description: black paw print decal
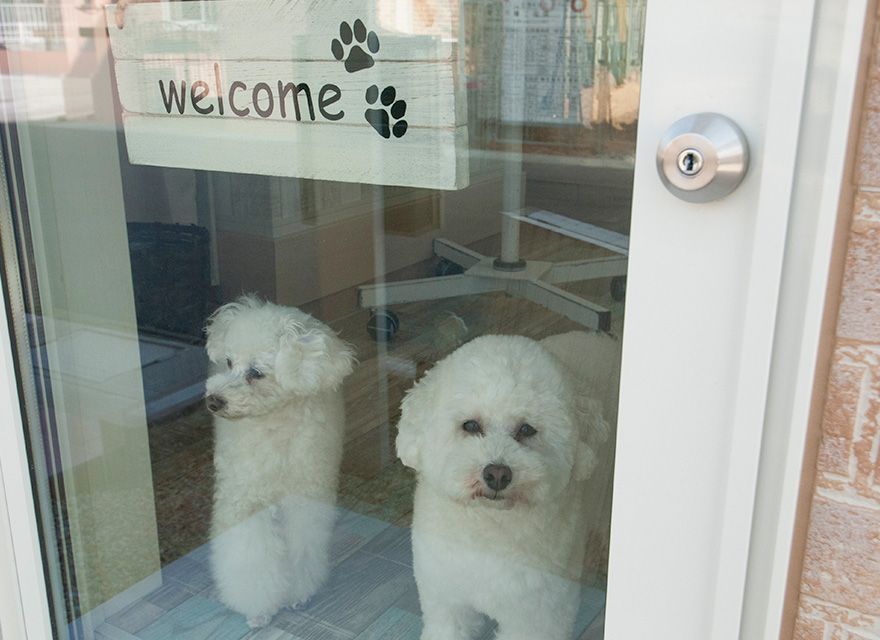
[[365, 85, 408, 139], [331, 20, 380, 74]]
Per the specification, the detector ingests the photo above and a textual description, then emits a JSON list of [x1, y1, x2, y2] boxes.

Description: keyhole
[[677, 149, 704, 176]]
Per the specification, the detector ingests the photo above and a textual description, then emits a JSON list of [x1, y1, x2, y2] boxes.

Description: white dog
[[396, 332, 618, 640], [204, 295, 355, 628]]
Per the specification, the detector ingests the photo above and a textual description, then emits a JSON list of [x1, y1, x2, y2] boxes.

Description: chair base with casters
[[357, 231, 628, 341]]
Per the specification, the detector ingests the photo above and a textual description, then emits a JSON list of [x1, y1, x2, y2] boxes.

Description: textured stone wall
[[792, 9, 880, 639]]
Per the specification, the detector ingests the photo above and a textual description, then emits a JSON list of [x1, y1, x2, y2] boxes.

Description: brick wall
[[792, 9, 880, 640]]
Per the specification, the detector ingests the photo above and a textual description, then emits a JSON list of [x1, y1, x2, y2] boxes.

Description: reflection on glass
[[0, 0, 644, 637]]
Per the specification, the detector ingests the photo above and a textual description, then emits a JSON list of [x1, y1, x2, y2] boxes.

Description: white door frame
[[607, 0, 867, 638], [0, 267, 54, 638], [739, 0, 871, 636], [0, 0, 871, 637]]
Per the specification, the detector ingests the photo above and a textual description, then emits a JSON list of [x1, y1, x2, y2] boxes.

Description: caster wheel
[[367, 309, 400, 342], [436, 258, 465, 277], [610, 276, 627, 302]]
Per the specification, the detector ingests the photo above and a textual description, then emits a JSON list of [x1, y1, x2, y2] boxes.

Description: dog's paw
[[290, 596, 313, 611], [246, 613, 273, 629]]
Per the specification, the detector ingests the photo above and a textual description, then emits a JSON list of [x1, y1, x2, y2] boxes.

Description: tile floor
[[89, 506, 606, 640]]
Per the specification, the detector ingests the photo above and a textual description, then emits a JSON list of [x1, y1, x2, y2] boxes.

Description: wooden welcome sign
[[106, 0, 468, 190]]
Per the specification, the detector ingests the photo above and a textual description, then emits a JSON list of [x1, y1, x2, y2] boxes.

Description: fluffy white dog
[[204, 295, 355, 628], [397, 332, 618, 640]]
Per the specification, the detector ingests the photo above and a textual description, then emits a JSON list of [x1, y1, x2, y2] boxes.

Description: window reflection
[[0, 0, 643, 637]]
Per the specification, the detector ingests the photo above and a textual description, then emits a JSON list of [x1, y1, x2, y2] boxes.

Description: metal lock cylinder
[[656, 113, 750, 203]]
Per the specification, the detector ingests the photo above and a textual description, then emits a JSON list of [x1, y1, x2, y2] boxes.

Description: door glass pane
[[0, 0, 644, 637]]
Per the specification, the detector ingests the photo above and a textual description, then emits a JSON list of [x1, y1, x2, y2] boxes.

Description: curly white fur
[[397, 333, 618, 640], [204, 295, 354, 629]]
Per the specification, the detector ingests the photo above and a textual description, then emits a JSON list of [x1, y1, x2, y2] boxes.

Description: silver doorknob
[[656, 113, 750, 203]]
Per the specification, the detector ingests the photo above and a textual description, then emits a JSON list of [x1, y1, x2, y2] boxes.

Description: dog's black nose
[[206, 394, 227, 413], [482, 464, 512, 491]]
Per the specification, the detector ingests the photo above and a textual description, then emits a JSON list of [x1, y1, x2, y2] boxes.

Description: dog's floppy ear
[[396, 375, 434, 471], [573, 395, 611, 481], [205, 298, 250, 363], [275, 324, 355, 395]]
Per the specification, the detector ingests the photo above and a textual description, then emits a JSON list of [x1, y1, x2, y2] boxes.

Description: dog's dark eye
[[462, 420, 483, 435], [246, 368, 264, 381], [516, 423, 537, 441], [226, 358, 233, 369]]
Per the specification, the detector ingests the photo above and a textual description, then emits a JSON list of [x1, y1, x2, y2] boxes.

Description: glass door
[[0, 0, 853, 638]]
